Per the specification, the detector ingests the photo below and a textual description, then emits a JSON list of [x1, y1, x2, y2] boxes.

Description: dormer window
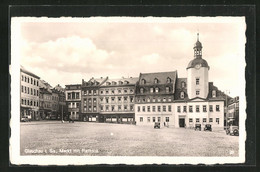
[[141, 79, 146, 84], [112, 81, 116, 85], [181, 82, 186, 88], [150, 87, 154, 93], [106, 82, 110, 86], [118, 81, 123, 85], [166, 87, 170, 93], [154, 78, 159, 84], [212, 90, 216, 97], [167, 77, 171, 83], [140, 88, 144, 94], [155, 87, 159, 93], [180, 92, 185, 99], [124, 81, 129, 84]]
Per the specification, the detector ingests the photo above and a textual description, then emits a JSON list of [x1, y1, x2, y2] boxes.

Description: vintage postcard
[[10, 16, 246, 165]]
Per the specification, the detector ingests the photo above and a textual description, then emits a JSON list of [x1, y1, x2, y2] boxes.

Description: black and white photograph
[[10, 16, 246, 165]]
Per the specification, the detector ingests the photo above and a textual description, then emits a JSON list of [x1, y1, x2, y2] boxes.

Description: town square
[[21, 121, 239, 156]]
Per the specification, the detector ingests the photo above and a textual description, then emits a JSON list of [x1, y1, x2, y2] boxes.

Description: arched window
[[212, 90, 216, 97], [155, 87, 159, 93], [167, 77, 171, 83], [140, 88, 144, 93], [166, 87, 170, 93], [150, 87, 154, 93], [180, 92, 185, 99], [154, 78, 159, 84], [141, 79, 146, 84]]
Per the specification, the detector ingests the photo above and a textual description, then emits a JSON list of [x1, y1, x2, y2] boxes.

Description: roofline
[[20, 68, 40, 79]]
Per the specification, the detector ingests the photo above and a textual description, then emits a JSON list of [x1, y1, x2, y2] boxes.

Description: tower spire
[[197, 33, 199, 41]]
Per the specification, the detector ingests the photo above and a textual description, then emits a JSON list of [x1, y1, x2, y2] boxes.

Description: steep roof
[[174, 78, 189, 101], [138, 71, 177, 85], [20, 66, 40, 79], [102, 77, 139, 86], [82, 77, 108, 87]]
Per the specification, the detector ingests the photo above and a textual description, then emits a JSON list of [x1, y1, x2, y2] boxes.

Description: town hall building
[[135, 34, 225, 128]]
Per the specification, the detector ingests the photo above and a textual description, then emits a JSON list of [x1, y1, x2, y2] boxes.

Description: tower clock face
[[195, 64, 201, 69]]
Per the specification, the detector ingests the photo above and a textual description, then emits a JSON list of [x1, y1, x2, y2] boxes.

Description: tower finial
[[197, 33, 199, 41]]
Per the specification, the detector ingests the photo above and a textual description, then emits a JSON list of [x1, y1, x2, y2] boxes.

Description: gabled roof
[[175, 78, 187, 89], [39, 87, 52, 94], [20, 66, 40, 79], [102, 77, 139, 86], [138, 71, 177, 85], [82, 77, 108, 87]]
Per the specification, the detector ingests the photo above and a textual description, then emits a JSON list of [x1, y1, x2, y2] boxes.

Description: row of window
[[136, 97, 172, 103], [68, 102, 80, 108], [21, 75, 39, 86], [40, 102, 52, 109], [138, 117, 220, 124], [141, 77, 172, 85], [177, 105, 220, 113], [82, 89, 135, 96], [21, 86, 39, 96], [139, 87, 172, 94], [189, 118, 220, 124], [52, 95, 59, 101], [139, 116, 170, 123], [99, 105, 134, 112], [21, 99, 39, 107], [100, 96, 134, 103], [137, 105, 171, 112], [67, 92, 80, 100]]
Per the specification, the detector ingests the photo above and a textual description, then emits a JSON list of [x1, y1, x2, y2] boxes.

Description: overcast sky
[[15, 17, 246, 97]]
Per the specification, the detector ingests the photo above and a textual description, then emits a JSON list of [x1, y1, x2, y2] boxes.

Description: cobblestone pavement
[[20, 121, 239, 156]]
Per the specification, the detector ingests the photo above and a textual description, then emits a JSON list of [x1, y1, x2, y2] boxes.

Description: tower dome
[[186, 58, 209, 69], [194, 40, 202, 48], [186, 33, 209, 70]]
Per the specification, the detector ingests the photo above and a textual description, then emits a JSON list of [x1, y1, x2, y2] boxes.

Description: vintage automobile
[[195, 124, 201, 131], [226, 125, 239, 136], [204, 124, 212, 131], [21, 116, 30, 122], [154, 122, 160, 129]]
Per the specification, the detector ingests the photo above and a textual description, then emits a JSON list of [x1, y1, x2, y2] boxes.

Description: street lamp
[[225, 90, 230, 130]]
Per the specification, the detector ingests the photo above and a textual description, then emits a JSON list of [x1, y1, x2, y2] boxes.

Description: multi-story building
[[20, 66, 40, 121], [39, 87, 52, 119], [99, 77, 138, 124], [135, 34, 225, 129], [51, 89, 59, 119], [135, 72, 177, 127], [65, 84, 81, 120], [54, 84, 67, 120], [227, 96, 239, 126], [81, 77, 108, 122]]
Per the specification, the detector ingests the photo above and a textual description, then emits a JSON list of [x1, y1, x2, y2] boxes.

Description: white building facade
[[20, 66, 40, 121], [135, 34, 225, 129]]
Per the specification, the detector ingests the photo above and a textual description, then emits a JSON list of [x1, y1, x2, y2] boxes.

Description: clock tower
[[186, 33, 210, 99]]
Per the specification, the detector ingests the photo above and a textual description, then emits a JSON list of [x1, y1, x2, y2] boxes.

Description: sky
[[14, 17, 246, 97]]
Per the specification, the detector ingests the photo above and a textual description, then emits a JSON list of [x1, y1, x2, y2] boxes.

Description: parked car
[[226, 125, 239, 136], [195, 124, 201, 131], [154, 122, 160, 129], [21, 116, 30, 122], [204, 124, 212, 131]]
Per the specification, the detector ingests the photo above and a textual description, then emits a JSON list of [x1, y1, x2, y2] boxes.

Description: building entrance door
[[179, 118, 185, 128]]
